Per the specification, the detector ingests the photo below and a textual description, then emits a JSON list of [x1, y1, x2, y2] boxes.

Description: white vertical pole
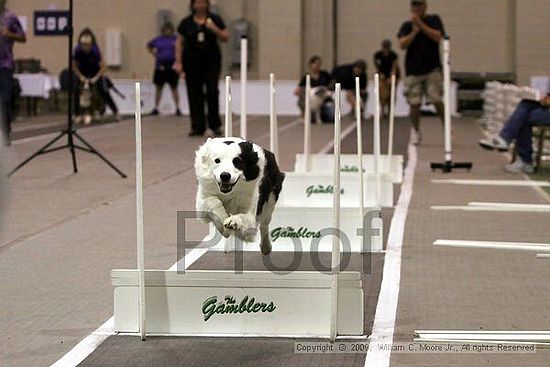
[[240, 37, 248, 139], [387, 74, 396, 172], [443, 37, 452, 162], [304, 74, 312, 172], [374, 74, 381, 208], [330, 83, 342, 342], [355, 77, 365, 219], [225, 76, 232, 137], [134, 82, 146, 341], [270, 73, 279, 161]]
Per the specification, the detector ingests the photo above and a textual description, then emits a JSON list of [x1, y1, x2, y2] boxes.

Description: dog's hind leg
[[258, 194, 277, 255]]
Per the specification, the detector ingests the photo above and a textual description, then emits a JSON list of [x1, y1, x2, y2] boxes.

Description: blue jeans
[[500, 99, 550, 164]]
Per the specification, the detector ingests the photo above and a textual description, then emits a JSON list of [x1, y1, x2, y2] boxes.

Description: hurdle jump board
[[111, 270, 363, 337], [278, 171, 394, 208], [210, 206, 383, 253], [294, 154, 404, 184]]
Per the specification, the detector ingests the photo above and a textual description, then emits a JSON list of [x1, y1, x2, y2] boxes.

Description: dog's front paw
[[224, 215, 244, 231]]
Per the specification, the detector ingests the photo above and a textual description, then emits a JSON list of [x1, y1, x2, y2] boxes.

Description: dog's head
[[195, 138, 265, 194]]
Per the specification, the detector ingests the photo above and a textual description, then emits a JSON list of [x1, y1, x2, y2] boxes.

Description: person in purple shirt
[[0, 0, 26, 145], [73, 28, 120, 124], [147, 22, 181, 116]]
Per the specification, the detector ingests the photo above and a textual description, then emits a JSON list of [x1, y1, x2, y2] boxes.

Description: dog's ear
[[194, 140, 212, 178]]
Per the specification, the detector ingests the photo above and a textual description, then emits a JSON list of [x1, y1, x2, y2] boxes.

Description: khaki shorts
[[404, 68, 443, 105]]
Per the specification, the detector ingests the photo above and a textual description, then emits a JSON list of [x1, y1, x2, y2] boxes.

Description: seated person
[[73, 28, 120, 124], [374, 39, 400, 118], [331, 59, 367, 115], [479, 94, 550, 174], [294, 55, 331, 121]]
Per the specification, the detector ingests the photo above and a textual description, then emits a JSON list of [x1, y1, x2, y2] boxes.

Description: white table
[[14, 73, 60, 98]]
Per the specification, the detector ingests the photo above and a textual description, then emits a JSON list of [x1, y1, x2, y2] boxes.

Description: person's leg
[[154, 85, 162, 110], [152, 69, 163, 114], [185, 68, 206, 134], [346, 90, 355, 113], [0, 68, 14, 136], [167, 70, 181, 115], [500, 99, 541, 143], [426, 69, 444, 123], [380, 78, 390, 117], [404, 74, 423, 132], [205, 61, 222, 133], [516, 106, 550, 164]]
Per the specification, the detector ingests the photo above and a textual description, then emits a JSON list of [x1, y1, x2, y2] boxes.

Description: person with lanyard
[[374, 39, 400, 118], [173, 0, 229, 137], [0, 0, 25, 146], [397, 0, 445, 145], [294, 55, 331, 120], [73, 28, 120, 124], [148, 22, 181, 116]]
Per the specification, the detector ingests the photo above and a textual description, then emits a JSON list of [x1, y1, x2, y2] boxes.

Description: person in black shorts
[[147, 22, 181, 116], [331, 60, 368, 115], [374, 39, 400, 118], [173, 0, 229, 137], [294, 55, 331, 120]]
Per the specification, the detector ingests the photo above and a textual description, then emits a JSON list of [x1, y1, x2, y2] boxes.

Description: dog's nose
[[220, 172, 231, 183]]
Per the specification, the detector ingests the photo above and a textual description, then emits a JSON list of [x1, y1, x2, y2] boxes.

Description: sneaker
[[479, 135, 508, 151], [175, 108, 182, 116], [83, 115, 92, 125], [411, 129, 422, 145], [505, 158, 535, 174], [206, 128, 223, 138], [150, 108, 159, 116]]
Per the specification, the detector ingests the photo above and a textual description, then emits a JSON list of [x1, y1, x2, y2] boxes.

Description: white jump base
[[279, 171, 393, 208], [210, 206, 383, 253], [294, 154, 404, 184], [111, 269, 363, 337]]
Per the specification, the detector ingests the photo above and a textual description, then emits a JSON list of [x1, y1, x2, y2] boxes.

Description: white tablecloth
[[111, 79, 458, 117], [14, 73, 61, 98], [531, 76, 549, 96]]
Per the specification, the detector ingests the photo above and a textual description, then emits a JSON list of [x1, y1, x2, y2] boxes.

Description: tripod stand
[[7, 0, 126, 178]]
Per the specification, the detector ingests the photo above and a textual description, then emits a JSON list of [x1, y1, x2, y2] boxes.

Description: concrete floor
[[1, 113, 549, 366]]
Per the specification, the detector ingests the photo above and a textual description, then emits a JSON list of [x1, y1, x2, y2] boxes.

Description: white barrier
[[111, 82, 365, 339]]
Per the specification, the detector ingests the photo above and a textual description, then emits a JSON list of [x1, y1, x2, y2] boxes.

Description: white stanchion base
[[294, 154, 404, 184], [111, 270, 364, 337], [279, 171, 393, 208]]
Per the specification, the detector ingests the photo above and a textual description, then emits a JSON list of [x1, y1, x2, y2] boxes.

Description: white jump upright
[[304, 74, 312, 171], [430, 36, 472, 172], [225, 76, 233, 137], [240, 37, 247, 139], [134, 82, 146, 341], [373, 74, 382, 209], [270, 73, 279, 160], [355, 77, 365, 219], [387, 74, 396, 173]]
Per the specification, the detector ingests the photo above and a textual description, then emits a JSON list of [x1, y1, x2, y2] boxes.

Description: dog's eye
[[214, 158, 221, 164]]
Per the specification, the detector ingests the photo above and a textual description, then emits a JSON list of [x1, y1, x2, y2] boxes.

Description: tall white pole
[[134, 82, 146, 341], [355, 77, 365, 219], [443, 38, 452, 162], [387, 74, 396, 172], [270, 73, 279, 160], [304, 74, 312, 171], [330, 83, 342, 342], [240, 37, 248, 139], [225, 76, 232, 137], [374, 74, 381, 208]]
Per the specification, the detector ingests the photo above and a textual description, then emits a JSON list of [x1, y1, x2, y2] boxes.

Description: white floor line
[[434, 239, 550, 252], [537, 254, 550, 259], [431, 179, 550, 187], [364, 139, 417, 367], [431, 202, 550, 212], [319, 121, 357, 154], [49, 247, 207, 367]]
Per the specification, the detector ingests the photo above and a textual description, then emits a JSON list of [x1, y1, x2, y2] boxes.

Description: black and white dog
[[195, 137, 285, 255]]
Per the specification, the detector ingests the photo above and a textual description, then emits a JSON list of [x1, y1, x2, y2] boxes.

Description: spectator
[[0, 0, 26, 146], [73, 28, 120, 124], [374, 39, 400, 118], [147, 22, 181, 116], [294, 55, 331, 120], [397, 0, 445, 145], [479, 95, 550, 174], [173, 0, 229, 137], [331, 59, 367, 115]]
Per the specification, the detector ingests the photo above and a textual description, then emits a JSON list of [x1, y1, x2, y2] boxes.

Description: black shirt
[[374, 50, 399, 78], [331, 64, 367, 91], [298, 70, 331, 88], [177, 13, 226, 68], [397, 14, 445, 76]]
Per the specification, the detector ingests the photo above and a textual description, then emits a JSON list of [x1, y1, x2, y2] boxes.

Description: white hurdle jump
[[296, 74, 403, 184], [111, 82, 364, 338]]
